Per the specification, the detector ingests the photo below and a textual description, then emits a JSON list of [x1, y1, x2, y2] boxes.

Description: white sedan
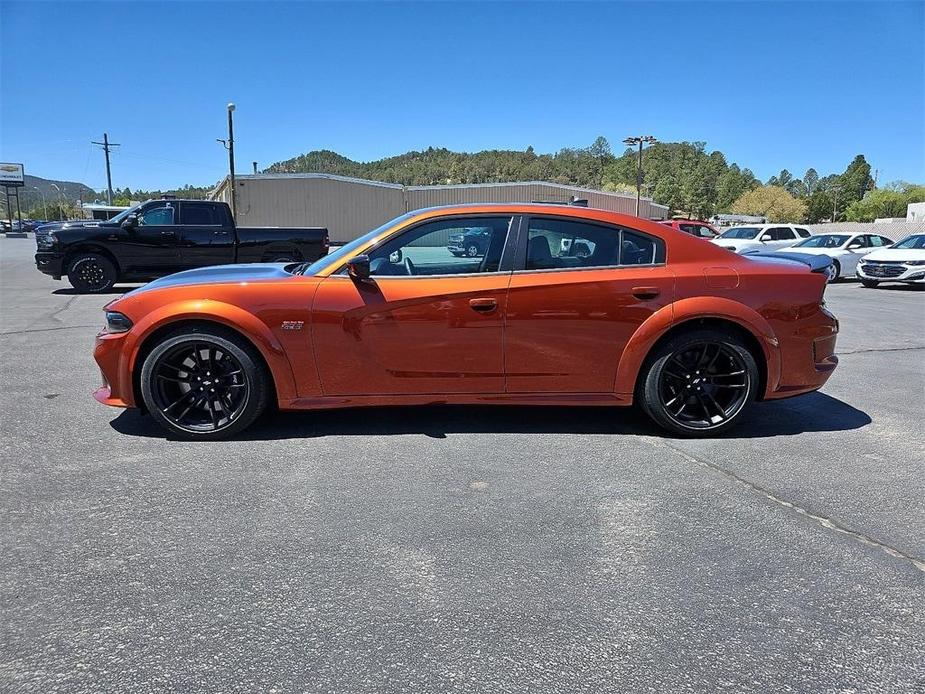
[[857, 233, 925, 287], [781, 232, 895, 281], [711, 224, 811, 254]]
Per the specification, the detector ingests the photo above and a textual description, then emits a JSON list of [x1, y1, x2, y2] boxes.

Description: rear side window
[[524, 218, 665, 271], [182, 203, 220, 225]]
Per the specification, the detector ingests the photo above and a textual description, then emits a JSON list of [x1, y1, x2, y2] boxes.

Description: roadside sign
[[0, 163, 25, 187]]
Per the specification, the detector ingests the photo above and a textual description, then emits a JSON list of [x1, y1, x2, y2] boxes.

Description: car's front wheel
[[827, 260, 840, 283], [67, 253, 117, 293], [139, 326, 271, 440], [639, 329, 758, 437], [466, 244, 480, 257]]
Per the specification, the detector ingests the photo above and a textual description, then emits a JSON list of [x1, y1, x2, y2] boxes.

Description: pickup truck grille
[[861, 261, 905, 278]]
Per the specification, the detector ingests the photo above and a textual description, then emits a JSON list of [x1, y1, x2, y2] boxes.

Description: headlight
[[903, 260, 925, 266], [36, 232, 57, 249], [105, 311, 133, 333]]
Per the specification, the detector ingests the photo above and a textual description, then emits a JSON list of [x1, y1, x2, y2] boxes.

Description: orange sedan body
[[94, 204, 838, 438]]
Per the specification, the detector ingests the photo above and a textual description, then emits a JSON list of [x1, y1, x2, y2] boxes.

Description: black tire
[[860, 279, 879, 288], [67, 253, 117, 293], [139, 326, 271, 440], [466, 244, 480, 257], [638, 329, 759, 437]]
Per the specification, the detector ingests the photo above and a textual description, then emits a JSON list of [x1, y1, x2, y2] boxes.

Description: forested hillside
[[268, 139, 914, 222]]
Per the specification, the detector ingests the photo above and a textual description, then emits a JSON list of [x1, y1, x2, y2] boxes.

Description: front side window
[[794, 234, 849, 248], [768, 227, 795, 241], [524, 218, 664, 271], [720, 227, 761, 239], [140, 205, 175, 226], [366, 216, 512, 276]]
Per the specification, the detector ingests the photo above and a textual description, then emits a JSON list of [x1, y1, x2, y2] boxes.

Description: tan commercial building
[[211, 173, 669, 243]]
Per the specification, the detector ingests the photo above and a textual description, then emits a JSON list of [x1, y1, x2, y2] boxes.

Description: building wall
[[805, 221, 925, 238], [214, 175, 669, 242]]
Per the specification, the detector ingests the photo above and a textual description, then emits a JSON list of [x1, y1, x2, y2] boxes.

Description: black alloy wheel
[[67, 253, 117, 293], [140, 328, 270, 439], [639, 329, 758, 436]]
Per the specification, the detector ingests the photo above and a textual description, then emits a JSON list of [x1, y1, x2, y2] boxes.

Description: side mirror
[[346, 254, 371, 280], [121, 214, 138, 230], [760, 234, 773, 242], [847, 242, 863, 249], [388, 249, 403, 264]]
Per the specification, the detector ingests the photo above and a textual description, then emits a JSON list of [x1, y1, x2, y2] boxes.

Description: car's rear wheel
[[639, 329, 758, 437], [140, 327, 270, 440], [466, 244, 480, 257], [860, 279, 879, 288], [827, 260, 840, 283], [67, 253, 117, 293]]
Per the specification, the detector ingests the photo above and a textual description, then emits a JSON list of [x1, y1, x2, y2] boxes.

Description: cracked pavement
[[1, 237, 923, 693]]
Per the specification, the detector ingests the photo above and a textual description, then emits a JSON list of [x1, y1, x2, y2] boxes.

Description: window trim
[[513, 214, 667, 274], [332, 213, 520, 279]]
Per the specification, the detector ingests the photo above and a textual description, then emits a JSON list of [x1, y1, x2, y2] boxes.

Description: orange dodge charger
[[93, 204, 839, 439]]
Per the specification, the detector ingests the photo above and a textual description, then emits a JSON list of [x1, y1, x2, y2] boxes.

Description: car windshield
[[893, 234, 925, 250], [107, 203, 143, 224], [720, 227, 761, 239], [297, 211, 418, 275], [793, 234, 849, 248]]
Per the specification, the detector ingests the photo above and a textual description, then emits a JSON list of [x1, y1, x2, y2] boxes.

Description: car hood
[[38, 220, 104, 232], [127, 263, 294, 294], [861, 248, 925, 262]]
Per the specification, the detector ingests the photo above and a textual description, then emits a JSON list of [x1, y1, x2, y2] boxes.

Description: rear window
[[182, 203, 220, 225]]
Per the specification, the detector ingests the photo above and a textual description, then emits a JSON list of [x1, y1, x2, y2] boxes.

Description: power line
[[91, 133, 120, 204]]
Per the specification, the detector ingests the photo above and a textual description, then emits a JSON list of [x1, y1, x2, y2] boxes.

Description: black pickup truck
[[34, 199, 328, 292]]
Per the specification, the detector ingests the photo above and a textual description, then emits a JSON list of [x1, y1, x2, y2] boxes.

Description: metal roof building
[[211, 173, 669, 242]]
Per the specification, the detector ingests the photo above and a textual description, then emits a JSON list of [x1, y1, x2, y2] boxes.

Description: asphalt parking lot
[[1, 236, 923, 693]]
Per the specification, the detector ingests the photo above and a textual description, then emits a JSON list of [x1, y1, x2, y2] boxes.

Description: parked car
[[93, 204, 839, 440], [712, 224, 812, 254], [774, 232, 894, 282], [856, 233, 925, 288], [34, 199, 329, 292], [447, 227, 492, 257], [660, 219, 719, 239]]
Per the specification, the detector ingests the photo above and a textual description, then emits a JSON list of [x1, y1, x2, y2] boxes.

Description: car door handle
[[160, 230, 177, 237], [469, 298, 498, 313], [632, 286, 660, 300]]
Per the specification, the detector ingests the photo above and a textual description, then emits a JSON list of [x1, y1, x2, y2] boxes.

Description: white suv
[[711, 224, 812, 254]]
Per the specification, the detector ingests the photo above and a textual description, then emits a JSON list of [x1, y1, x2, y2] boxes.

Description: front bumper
[[35, 252, 66, 279], [857, 263, 925, 283], [93, 330, 134, 408]]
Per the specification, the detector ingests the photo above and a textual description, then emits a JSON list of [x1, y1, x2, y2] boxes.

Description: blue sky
[[2, 1, 923, 192]]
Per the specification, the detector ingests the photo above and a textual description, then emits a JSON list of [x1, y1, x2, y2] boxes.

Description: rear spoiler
[[743, 250, 833, 275]]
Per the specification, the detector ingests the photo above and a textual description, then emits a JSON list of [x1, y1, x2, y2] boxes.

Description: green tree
[[731, 185, 807, 222], [844, 183, 925, 221], [589, 136, 612, 188], [839, 155, 874, 205], [802, 168, 819, 196]]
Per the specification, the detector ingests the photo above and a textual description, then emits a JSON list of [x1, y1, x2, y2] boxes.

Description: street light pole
[[227, 103, 237, 222], [32, 186, 48, 220], [623, 135, 657, 217], [50, 183, 67, 220]]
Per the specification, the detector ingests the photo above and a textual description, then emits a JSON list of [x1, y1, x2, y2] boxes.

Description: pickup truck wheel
[[67, 253, 117, 293], [638, 329, 758, 437], [466, 244, 480, 257], [140, 327, 270, 440]]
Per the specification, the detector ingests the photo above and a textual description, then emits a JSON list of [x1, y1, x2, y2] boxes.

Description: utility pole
[[217, 103, 237, 222], [623, 135, 657, 217], [91, 133, 120, 204]]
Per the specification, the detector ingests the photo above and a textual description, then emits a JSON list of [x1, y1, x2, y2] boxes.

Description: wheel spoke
[[163, 390, 194, 413], [157, 373, 190, 384]]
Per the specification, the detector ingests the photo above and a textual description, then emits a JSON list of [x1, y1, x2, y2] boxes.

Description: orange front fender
[[613, 297, 782, 400], [118, 300, 299, 407]]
